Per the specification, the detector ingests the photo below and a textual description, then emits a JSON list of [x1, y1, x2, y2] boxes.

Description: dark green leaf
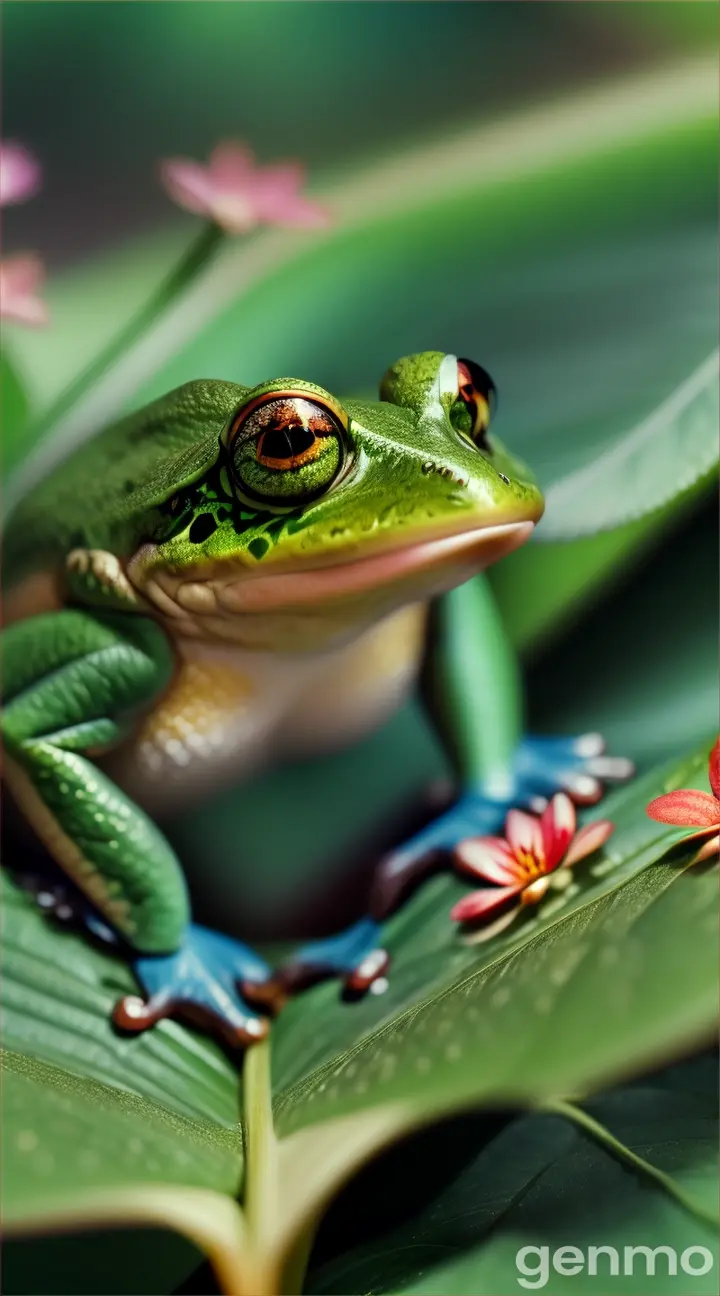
[[1, 1049, 242, 1226], [309, 1056, 718, 1295], [2, 1228, 200, 1296]]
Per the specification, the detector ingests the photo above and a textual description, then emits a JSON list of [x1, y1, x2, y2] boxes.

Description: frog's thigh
[[1, 609, 189, 953], [285, 603, 428, 753]]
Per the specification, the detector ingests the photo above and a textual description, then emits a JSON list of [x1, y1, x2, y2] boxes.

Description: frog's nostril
[[498, 473, 510, 484]]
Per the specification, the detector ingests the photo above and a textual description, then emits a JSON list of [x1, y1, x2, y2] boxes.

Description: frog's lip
[[142, 519, 534, 618]]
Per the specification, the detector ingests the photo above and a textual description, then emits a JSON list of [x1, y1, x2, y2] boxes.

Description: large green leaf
[[540, 351, 718, 538], [308, 1056, 718, 1295], [0, 1040, 247, 1294], [1, 1049, 242, 1221], [271, 750, 717, 1138], [5, 742, 714, 1293]]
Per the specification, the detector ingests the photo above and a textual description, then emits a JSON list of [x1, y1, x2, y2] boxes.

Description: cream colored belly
[[104, 604, 427, 817]]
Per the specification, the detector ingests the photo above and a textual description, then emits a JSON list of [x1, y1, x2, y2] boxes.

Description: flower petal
[[563, 818, 614, 867], [252, 161, 306, 199], [262, 193, 330, 229], [0, 254, 48, 326], [160, 144, 329, 234], [709, 737, 720, 801], [506, 809, 544, 866], [646, 789, 720, 828], [159, 159, 219, 216], [0, 142, 41, 207], [454, 836, 524, 885], [208, 141, 255, 184], [540, 793, 576, 870], [450, 885, 522, 924]]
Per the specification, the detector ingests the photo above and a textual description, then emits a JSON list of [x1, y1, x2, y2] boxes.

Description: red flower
[[451, 793, 613, 926], [646, 737, 720, 863], [160, 141, 329, 234]]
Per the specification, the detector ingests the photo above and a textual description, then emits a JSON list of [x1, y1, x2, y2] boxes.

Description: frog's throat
[[126, 520, 533, 646]]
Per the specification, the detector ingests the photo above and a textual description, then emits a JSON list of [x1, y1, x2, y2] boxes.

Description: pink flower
[[160, 141, 329, 235], [0, 254, 49, 326], [0, 142, 41, 207], [451, 793, 614, 926], [646, 737, 720, 863]]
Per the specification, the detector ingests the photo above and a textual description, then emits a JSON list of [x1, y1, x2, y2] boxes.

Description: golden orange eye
[[450, 358, 497, 449], [227, 391, 349, 507]]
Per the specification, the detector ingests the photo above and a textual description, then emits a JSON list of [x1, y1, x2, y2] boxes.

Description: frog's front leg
[[2, 609, 272, 1047], [275, 574, 632, 993]]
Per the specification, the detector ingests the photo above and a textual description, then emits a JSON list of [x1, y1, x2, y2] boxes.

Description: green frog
[[1, 352, 630, 1045]]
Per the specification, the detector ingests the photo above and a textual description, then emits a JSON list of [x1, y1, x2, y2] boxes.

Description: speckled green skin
[[1, 353, 542, 966], [4, 355, 541, 594]]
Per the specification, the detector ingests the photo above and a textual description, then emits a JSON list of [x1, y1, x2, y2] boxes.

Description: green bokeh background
[[4, 1, 715, 268]]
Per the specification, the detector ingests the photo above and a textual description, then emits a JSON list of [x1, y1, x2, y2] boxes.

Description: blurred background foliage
[[4, 1, 716, 269]]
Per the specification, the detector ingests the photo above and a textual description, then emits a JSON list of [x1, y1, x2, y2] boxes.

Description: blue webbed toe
[[114, 923, 273, 1048]]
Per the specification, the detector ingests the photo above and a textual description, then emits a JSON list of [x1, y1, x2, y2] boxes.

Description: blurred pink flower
[[0, 254, 49, 326], [0, 142, 41, 207], [160, 141, 329, 234]]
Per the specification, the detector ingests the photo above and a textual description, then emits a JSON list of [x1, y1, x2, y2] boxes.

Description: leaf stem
[[28, 221, 224, 441], [242, 1036, 281, 1294], [542, 1097, 719, 1229]]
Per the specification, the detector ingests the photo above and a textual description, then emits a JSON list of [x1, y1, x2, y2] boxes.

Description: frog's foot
[[514, 733, 634, 809], [260, 917, 390, 1002], [368, 733, 633, 918], [113, 923, 274, 1049]]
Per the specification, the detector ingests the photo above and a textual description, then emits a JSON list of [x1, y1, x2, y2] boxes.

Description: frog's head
[[127, 353, 543, 650]]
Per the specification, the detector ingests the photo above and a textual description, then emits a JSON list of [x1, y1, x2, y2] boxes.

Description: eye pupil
[[259, 422, 315, 463]]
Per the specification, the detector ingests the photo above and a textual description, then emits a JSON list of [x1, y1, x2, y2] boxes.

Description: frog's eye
[[226, 391, 349, 509], [449, 358, 497, 451]]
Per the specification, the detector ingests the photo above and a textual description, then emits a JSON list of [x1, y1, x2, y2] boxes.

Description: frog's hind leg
[[2, 609, 272, 1046]]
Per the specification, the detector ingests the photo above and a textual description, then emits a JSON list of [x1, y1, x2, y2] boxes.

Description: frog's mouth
[[128, 519, 533, 646], [217, 520, 532, 612]]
